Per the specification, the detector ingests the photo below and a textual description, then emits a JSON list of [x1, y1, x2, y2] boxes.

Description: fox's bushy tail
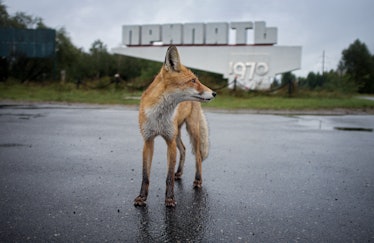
[[187, 106, 209, 161], [198, 109, 209, 161]]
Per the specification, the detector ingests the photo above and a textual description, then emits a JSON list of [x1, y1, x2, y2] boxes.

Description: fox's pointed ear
[[164, 45, 181, 72]]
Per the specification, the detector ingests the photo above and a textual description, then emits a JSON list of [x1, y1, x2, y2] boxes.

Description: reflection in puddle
[[135, 183, 210, 242]]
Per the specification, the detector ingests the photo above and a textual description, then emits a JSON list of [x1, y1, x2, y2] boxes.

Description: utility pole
[[322, 50, 325, 74]]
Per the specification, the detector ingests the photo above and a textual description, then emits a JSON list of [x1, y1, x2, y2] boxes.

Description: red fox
[[134, 46, 216, 207]]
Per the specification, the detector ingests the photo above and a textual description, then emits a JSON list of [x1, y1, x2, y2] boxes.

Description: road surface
[[0, 103, 373, 242]]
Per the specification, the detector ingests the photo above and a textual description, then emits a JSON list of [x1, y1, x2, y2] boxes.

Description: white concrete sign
[[113, 21, 302, 90]]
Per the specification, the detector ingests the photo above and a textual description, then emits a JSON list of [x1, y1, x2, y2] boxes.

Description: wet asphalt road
[[0, 103, 373, 242]]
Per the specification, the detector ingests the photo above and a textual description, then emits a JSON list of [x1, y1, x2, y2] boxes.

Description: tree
[[0, 4, 45, 29], [322, 70, 358, 93], [281, 72, 297, 95], [55, 28, 81, 81], [340, 39, 374, 93], [89, 39, 113, 78], [0, 1, 9, 26], [281, 72, 296, 86]]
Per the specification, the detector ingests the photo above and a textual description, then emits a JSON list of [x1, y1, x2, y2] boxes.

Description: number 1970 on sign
[[229, 62, 269, 80]]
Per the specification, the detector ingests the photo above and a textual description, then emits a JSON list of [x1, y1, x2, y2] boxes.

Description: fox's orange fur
[[134, 46, 216, 207]]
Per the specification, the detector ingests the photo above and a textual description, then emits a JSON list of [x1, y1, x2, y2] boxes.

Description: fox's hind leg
[[186, 118, 203, 188], [175, 129, 186, 180]]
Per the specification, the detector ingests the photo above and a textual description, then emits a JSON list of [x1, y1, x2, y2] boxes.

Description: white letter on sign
[[230, 22, 253, 44], [122, 25, 140, 45], [162, 24, 182, 45], [141, 25, 161, 45], [254, 21, 277, 44], [183, 23, 204, 44], [205, 23, 228, 44]]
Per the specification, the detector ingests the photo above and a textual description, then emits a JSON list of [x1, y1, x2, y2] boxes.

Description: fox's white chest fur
[[142, 93, 181, 140]]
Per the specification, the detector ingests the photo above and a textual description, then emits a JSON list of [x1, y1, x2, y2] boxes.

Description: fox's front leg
[[134, 139, 154, 206], [165, 139, 177, 207]]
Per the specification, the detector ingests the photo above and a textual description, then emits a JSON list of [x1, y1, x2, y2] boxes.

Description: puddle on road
[[294, 116, 373, 132], [334, 127, 373, 132], [0, 143, 31, 148], [0, 113, 46, 120]]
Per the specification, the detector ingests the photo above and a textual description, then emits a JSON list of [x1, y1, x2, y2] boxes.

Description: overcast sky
[[4, 0, 374, 77]]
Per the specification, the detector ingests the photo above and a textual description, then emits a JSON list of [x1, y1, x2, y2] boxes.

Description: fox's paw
[[165, 198, 176, 207], [175, 172, 183, 180], [134, 196, 147, 207], [193, 179, 202, 189]]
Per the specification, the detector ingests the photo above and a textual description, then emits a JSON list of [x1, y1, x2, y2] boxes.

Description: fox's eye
[[191, 78, 196, 83]]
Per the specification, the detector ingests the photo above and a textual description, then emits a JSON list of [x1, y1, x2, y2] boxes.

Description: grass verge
[[1, 81, 374, 111], [0, 81, 141, 105], [203, 94, 374, 110]]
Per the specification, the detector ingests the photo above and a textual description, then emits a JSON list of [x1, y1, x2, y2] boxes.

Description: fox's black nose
[[212, 92, 217, 97]]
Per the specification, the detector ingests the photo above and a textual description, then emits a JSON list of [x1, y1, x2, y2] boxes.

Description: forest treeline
[[1, 2, 374, 93]]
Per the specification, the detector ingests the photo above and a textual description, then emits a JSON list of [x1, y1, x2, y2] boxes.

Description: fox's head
[[162, 46, 216, 102]]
